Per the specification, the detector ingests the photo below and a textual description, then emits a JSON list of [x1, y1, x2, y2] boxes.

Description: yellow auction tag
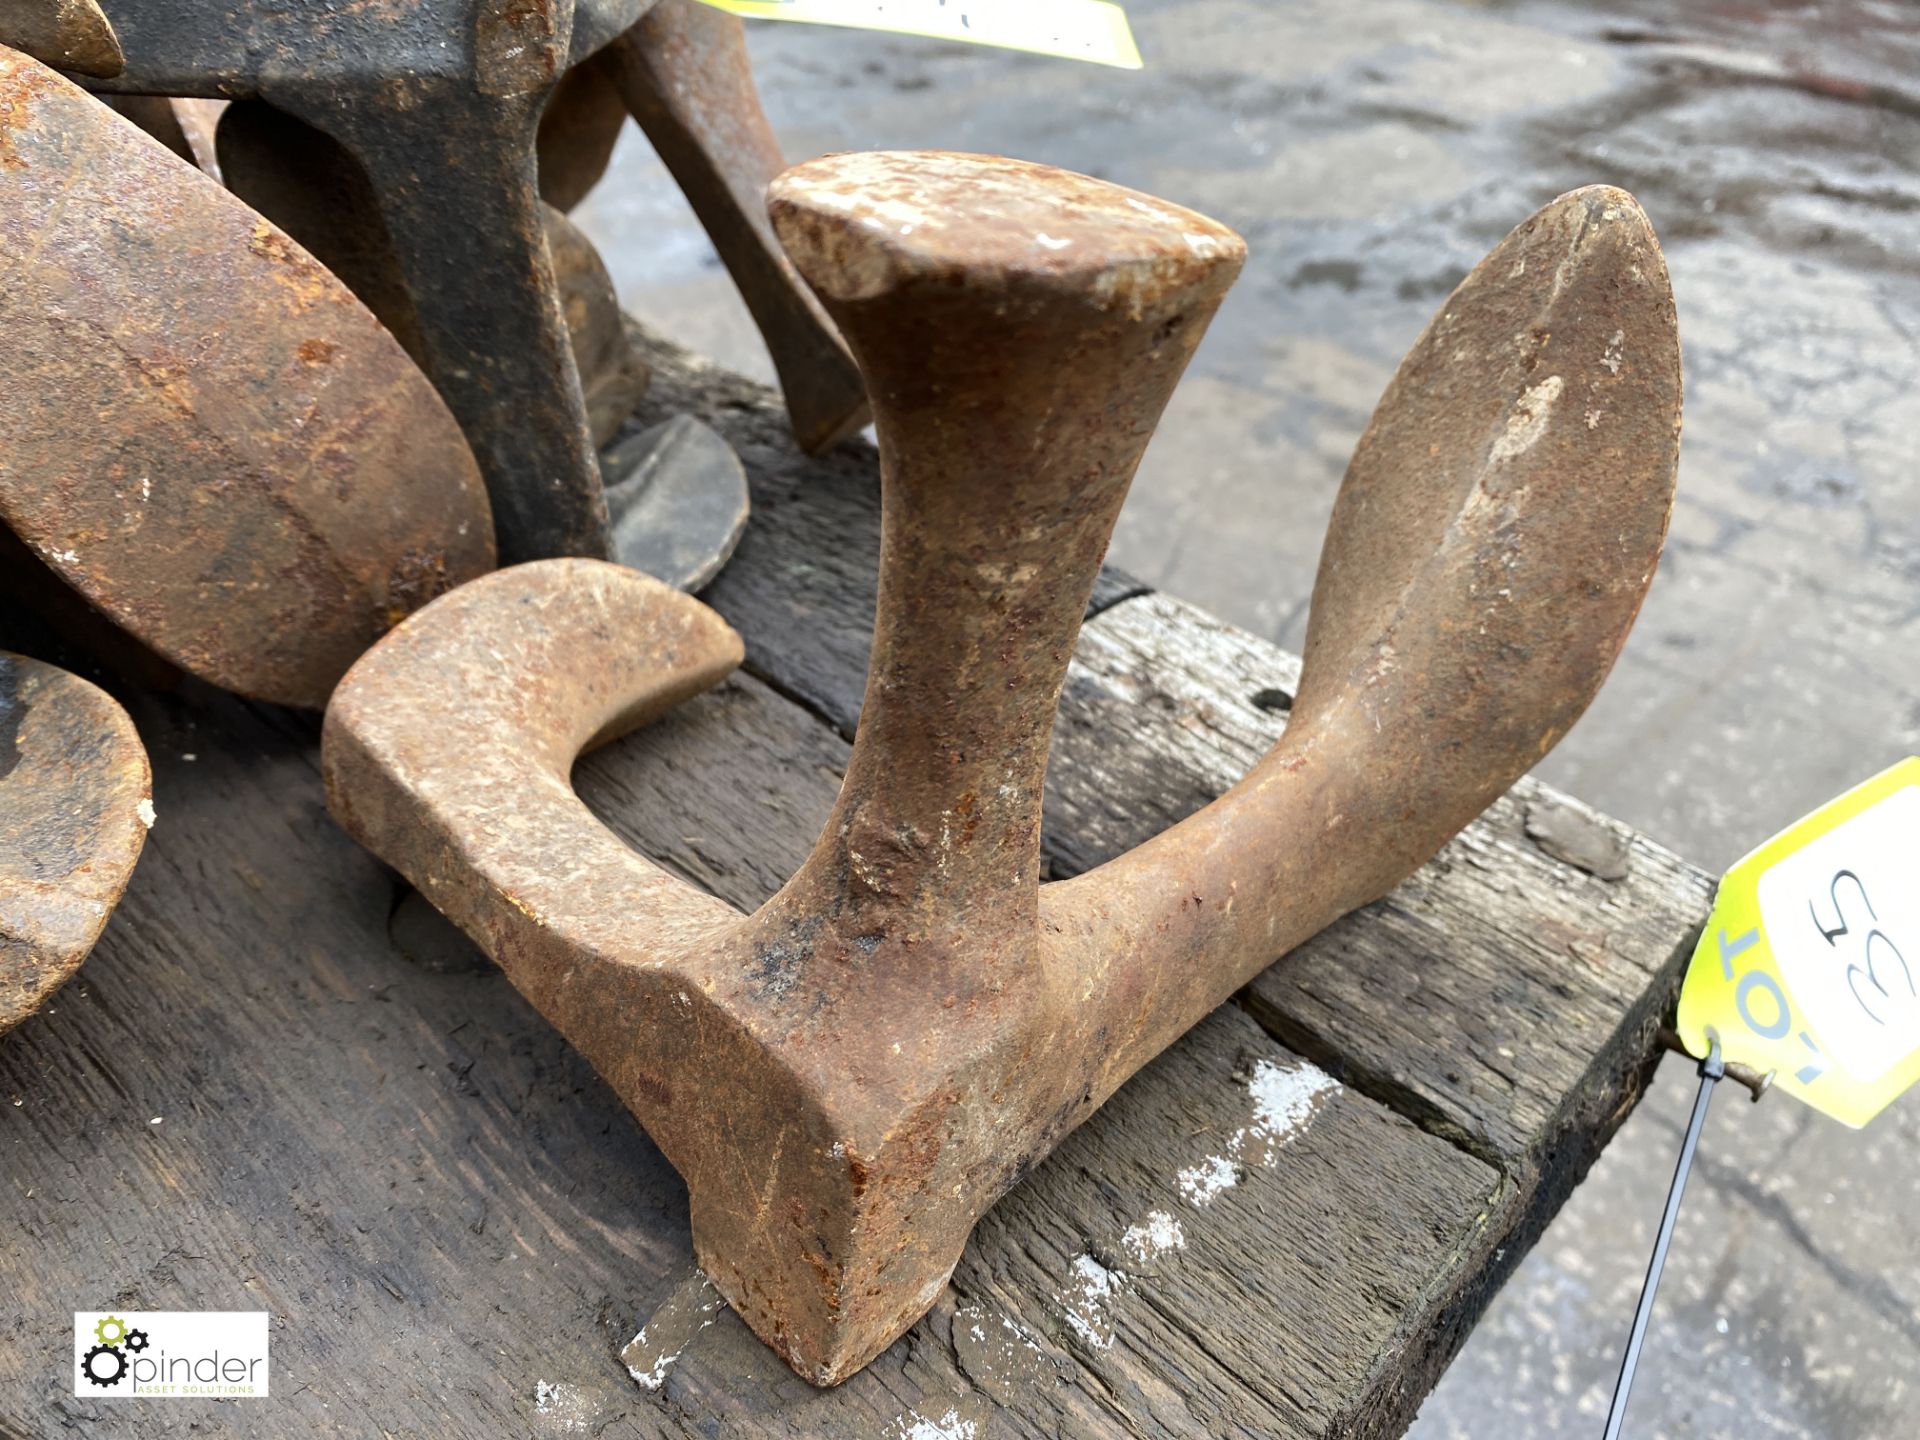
[[697, 0, 1144, 69], [1676, 757, 1920, 1127]]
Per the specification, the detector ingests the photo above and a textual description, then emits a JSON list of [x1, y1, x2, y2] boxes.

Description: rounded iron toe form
[[1, 654, 151, 1037]]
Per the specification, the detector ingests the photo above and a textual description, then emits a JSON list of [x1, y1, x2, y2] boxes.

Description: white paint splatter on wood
[[1248, 1056, 1336, 1139], [1060, 1253, 1123, 1350], [882, 1403, 982, 1440], [1055, 1057, 1337, 1353], [531, 1379, 595, 1431], [952, 1300, 1051, 1394], [1175, 1056, 1338, 1207], [1120, 1209, 1187, 1264], [620, 1269, 724, 1392], [1176, 1153, 1239, 1207]]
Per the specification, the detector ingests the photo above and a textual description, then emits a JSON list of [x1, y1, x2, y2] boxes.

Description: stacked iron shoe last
[[57, 0, 866, 571], [0, 29, 766, 1028], [0, 43, 493, 1026], [0, 655, 152, 1039], [317, 150, 1680, 1386], [0, 46, 496, 711]]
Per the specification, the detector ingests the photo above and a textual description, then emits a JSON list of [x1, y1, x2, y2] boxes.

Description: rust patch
[[475, 0, 573, 98], [382, 548, 454, 631], [246, 219, 300, 265], [0, 54, 494, 709]]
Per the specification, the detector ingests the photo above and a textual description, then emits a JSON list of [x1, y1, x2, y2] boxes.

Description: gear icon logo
[[78, 1314, 154, 1391], [81, 1343, 127, 1388]]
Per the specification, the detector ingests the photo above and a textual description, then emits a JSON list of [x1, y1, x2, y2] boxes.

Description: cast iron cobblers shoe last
[[322, 154, 1680, 1384], [0, 50, 495, 710], [0, 655, 151, 1037]]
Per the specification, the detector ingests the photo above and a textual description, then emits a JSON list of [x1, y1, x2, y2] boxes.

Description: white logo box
[[74, 1311, 270, 1398]]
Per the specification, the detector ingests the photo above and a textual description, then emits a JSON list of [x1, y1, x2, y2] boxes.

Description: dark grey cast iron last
[[78, 0, 865, 565], [213, 96, 747, 587], [322, 153, 1682, 1385], [211, 99, 653, 448]]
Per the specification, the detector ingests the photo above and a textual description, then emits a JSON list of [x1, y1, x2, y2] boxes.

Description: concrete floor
[[574, 2, 1920, 1432]]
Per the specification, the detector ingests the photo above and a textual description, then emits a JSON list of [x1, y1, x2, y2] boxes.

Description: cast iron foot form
[[0, 49, 495, 710], [0, 0, 122, 77], [322, 152, 1682, 1383], [0, 655, 150, 1038]]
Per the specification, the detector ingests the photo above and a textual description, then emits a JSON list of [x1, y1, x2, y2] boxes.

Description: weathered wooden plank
[[0, 331, 1710, 1439], [0, 679, 703, 1438], [946, 1006, 1498, 1440], [0, 668, 1497, 1439], [641, 1007, 1498, 1440]]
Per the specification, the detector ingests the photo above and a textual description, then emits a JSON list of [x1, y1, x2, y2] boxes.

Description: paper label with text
[[697, 0, 1143, 69], [1677, 757, 1919, 1126]]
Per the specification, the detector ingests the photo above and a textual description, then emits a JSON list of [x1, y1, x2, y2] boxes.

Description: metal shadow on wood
[[321, 153, 1682, 1383]]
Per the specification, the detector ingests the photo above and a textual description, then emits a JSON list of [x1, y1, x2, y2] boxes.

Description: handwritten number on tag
[[1679, 760, 1919, 1125], [1809, 870, 1873, 944], [1810, 869, 1913, 1027]]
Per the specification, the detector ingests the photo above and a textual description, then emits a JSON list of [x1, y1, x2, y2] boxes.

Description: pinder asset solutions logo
[[73, 1312, 269, 1398]]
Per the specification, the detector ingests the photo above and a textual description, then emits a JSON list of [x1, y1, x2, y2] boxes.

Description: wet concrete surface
[[574, 2, 1919, 1432]]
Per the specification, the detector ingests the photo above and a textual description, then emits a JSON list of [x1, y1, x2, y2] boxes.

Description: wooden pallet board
[[0, 333, 1712, 1438]]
